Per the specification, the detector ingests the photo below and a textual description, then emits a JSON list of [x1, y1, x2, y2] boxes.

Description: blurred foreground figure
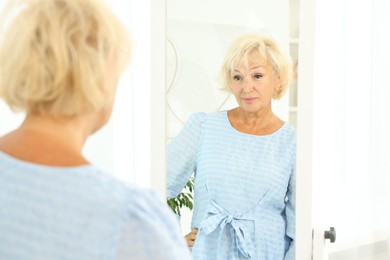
[[0, 0, 190, 259]]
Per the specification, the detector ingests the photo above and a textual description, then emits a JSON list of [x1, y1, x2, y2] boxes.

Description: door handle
[[324, 227, 336, 243]]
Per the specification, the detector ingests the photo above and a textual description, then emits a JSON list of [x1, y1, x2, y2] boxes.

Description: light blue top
[[168, 111, 296, 260], [0, 151, 191, 260]]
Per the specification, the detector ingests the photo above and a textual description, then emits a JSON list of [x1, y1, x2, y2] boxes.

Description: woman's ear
[[273, 75, 282, 98], [274, 75, 282, 91]]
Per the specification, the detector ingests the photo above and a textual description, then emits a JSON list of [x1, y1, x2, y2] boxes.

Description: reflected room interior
[[166, 0, 300, 234]]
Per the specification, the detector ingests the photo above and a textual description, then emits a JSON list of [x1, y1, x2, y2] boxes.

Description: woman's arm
[[284, 165, 296, 260], [117, 189, 191, 260], [167, 112, 206, 198]]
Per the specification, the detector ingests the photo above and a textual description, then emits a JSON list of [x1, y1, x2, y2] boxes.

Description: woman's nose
[[242, 79, 254, 92]]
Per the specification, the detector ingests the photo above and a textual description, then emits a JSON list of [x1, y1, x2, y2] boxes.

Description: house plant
[[167, 177, 194, 216]]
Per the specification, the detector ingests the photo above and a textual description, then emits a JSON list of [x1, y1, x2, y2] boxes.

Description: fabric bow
[[200, 200, 255, 259]]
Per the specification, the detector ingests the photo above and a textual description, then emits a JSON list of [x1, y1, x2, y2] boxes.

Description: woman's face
[[230, 56, 280, 114]]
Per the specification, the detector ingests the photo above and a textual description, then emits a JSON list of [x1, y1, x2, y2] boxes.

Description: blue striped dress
[[168, 111, 296, 260], [0, 151, 191, 260]]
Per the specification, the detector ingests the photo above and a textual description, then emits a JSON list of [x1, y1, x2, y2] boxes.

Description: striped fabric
[[0, 151, 191, 260], [168, 111, 296, 260]]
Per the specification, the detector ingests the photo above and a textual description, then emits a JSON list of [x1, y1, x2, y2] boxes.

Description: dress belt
[[199, 200, 255, 259]]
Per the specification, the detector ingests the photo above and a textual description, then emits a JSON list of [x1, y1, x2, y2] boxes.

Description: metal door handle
[[324, 227, 336, 243]]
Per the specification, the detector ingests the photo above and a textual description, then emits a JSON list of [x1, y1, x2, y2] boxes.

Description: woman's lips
[[242, 97, 257, 104]]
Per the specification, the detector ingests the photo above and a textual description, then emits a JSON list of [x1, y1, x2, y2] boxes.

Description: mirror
[[166, 0, 299, 142], [166, 0, 299, 258]]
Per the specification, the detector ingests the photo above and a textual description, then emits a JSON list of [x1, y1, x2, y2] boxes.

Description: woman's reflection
[[167, 33, 296, 259]]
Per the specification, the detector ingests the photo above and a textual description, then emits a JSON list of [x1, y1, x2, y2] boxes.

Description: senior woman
[[0, 0, 190, 259], [168, 33, 296, 260]]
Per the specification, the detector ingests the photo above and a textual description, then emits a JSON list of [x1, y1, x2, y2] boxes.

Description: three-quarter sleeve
[[284, 157, 296, 260], [167, 112, 206, 199]]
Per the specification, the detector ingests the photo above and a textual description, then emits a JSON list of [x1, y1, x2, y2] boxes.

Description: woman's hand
[[184, 228, 198, 247]]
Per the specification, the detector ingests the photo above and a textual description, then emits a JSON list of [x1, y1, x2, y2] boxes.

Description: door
[[296, 0, 390, 259]]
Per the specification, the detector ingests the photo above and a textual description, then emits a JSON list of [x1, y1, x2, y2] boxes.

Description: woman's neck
[[0, 114, 93, 166], [227, 107, 284, 135]]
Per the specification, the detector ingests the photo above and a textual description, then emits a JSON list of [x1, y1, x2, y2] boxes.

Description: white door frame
[[150, 0, 167, 197], [295, 0, 316, 258]]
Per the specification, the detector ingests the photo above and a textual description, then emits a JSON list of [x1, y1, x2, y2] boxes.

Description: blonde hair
[[219, 33, 293, 99], [0, 0, 131, 116]]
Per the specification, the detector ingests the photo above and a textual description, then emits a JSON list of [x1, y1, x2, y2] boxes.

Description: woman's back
[[0, 150, 190, 259]]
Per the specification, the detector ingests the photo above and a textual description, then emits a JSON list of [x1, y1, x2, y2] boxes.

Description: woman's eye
[[233, 75, 242, 81], [254, 74, 264, 79]]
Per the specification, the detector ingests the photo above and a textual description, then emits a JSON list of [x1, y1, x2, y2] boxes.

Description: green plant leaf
[[166, 177, 195, 216]]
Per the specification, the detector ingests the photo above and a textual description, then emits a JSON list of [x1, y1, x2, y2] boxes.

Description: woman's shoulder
[[83, 169, 166, 212], [91, 174, 190, 254], [276, 121, 296, 151], [284, 122, 297, 144], [80, 173, 191, 259], [282, 121, 297, 139], [118, 185, 192, 259], [122, 184, 166, 213], [187, 110, 226, 124], [187, 111, 207, 123]]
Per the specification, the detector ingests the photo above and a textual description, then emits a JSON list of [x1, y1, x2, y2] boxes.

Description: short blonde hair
[[0, 0, 131, 116], [219, 33, 293, 99]]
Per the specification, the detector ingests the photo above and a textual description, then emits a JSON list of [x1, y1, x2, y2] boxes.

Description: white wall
[[0, 102, 24, 136]]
